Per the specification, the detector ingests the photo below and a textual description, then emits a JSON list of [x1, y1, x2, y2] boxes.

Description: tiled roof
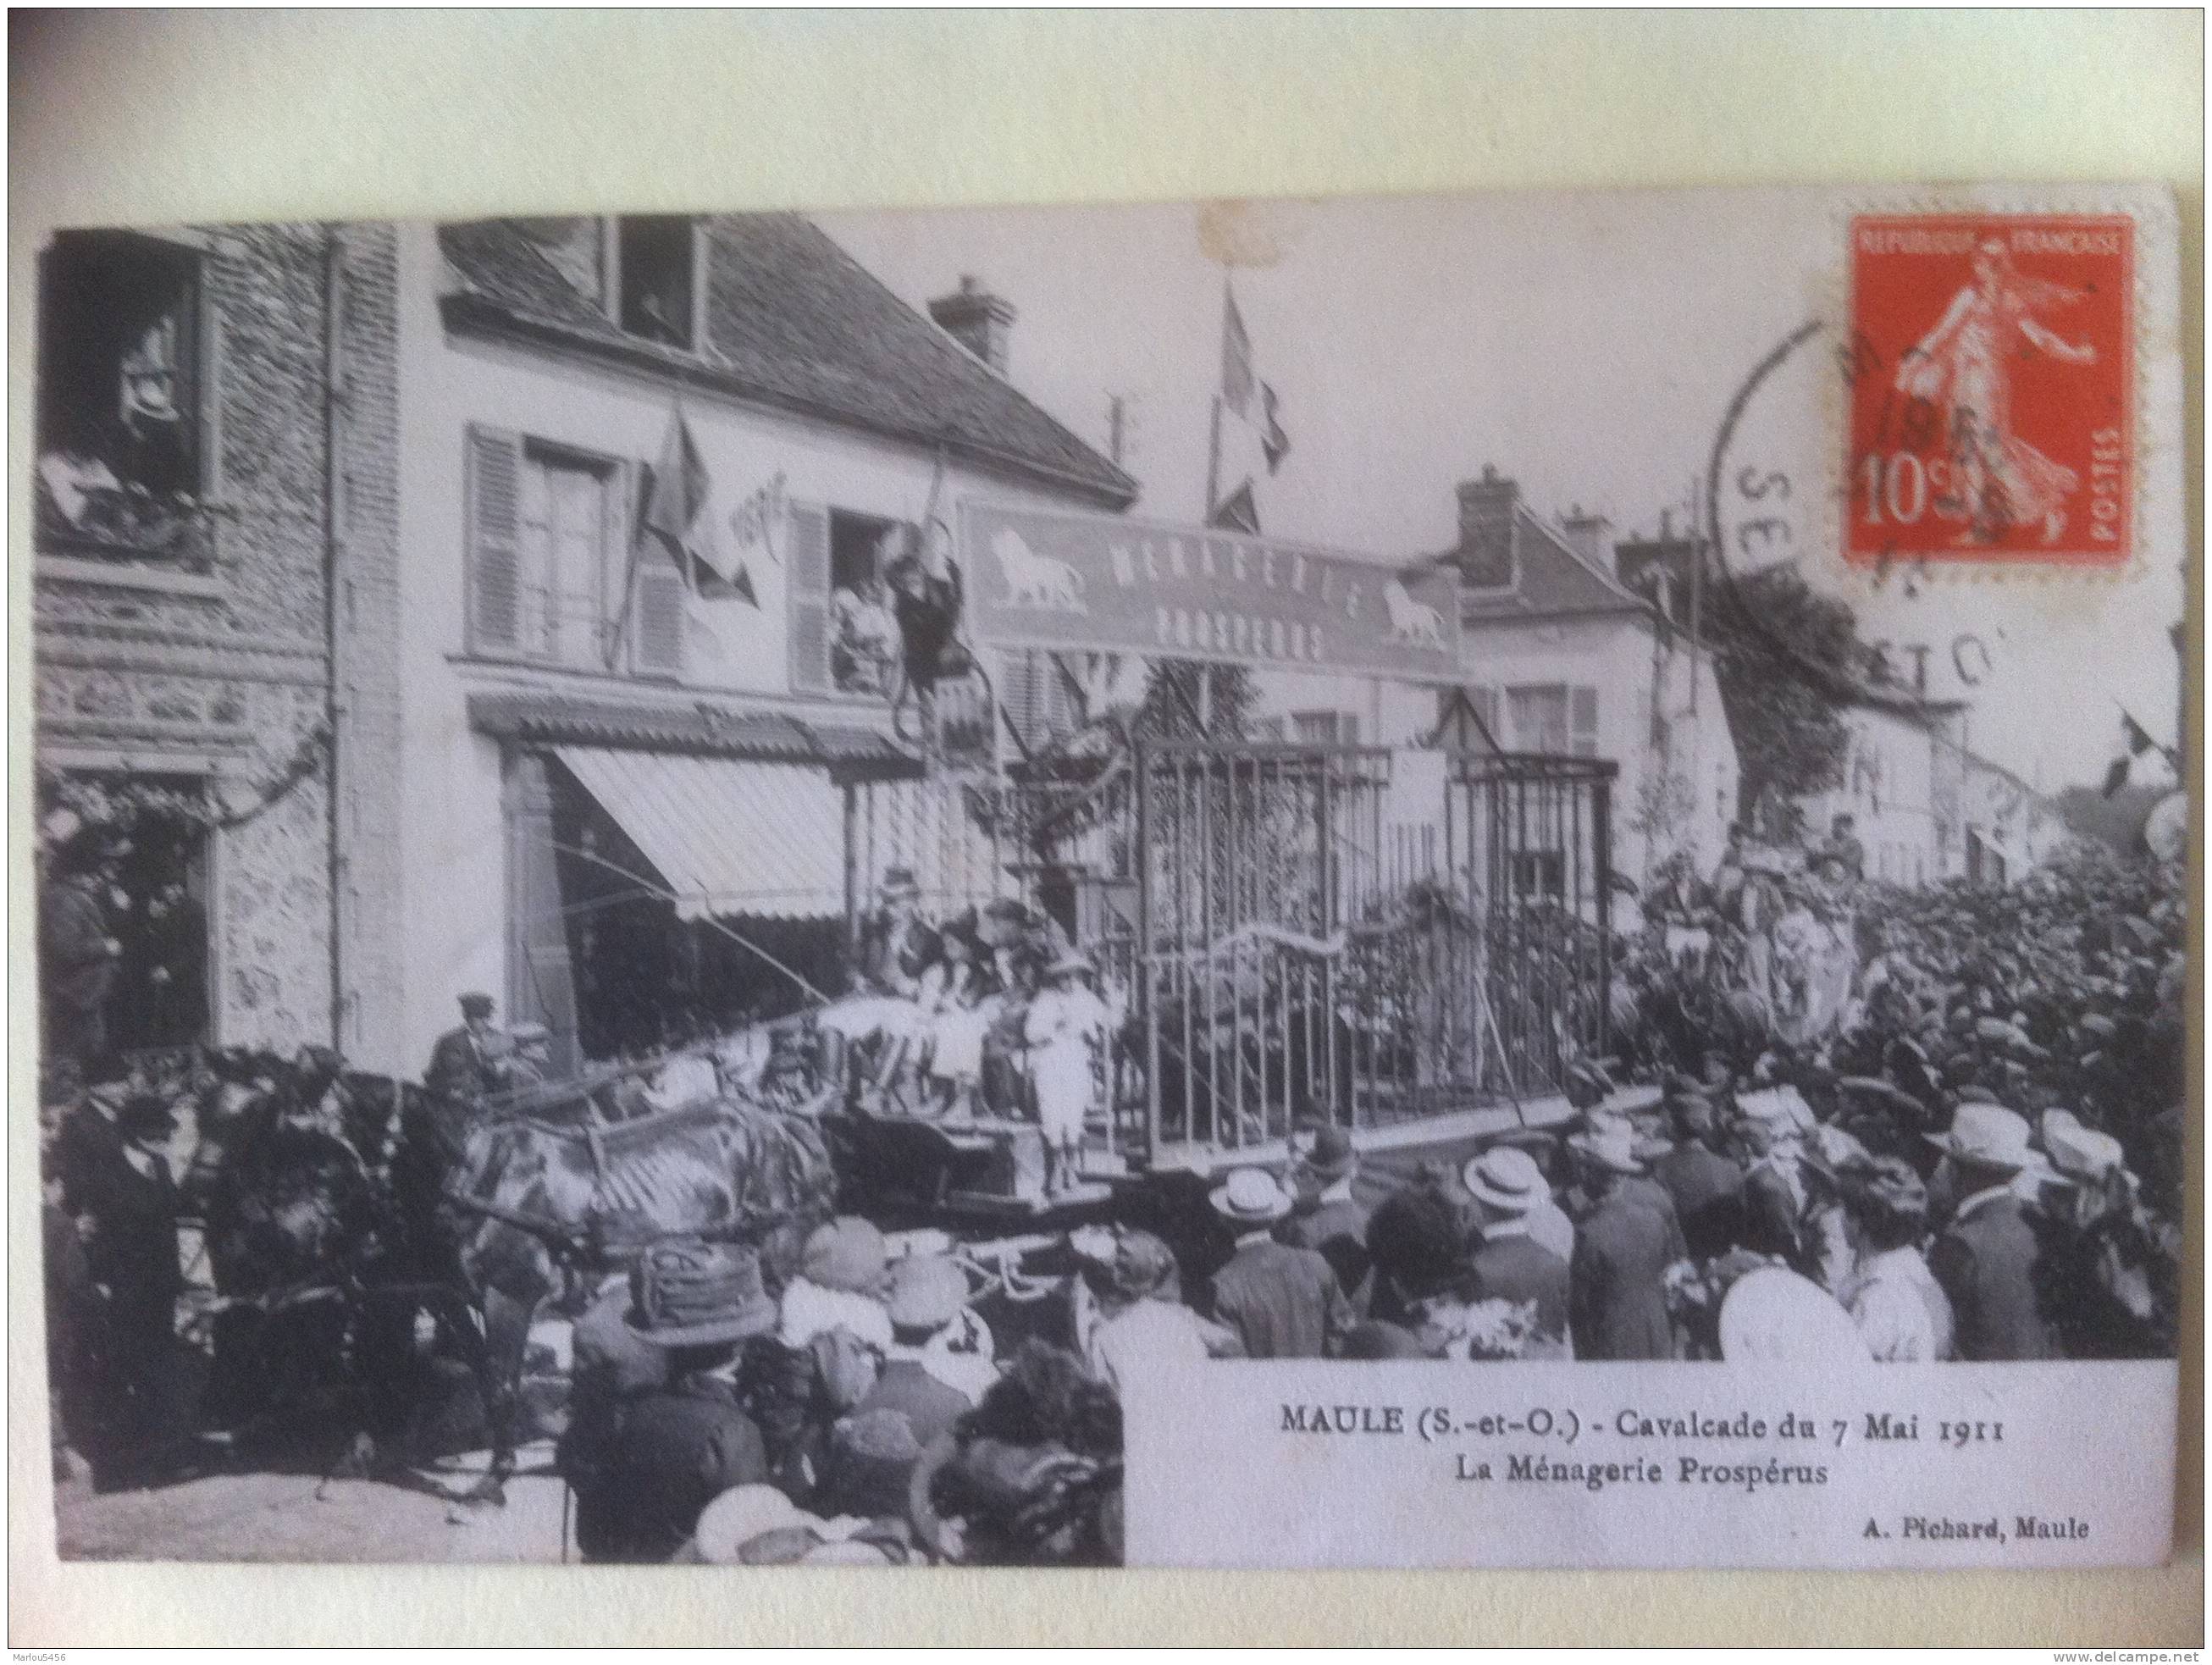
[[1457, 506, 1651, 623], [438, 217, 1136, 509], [467, 689, 921, 783]]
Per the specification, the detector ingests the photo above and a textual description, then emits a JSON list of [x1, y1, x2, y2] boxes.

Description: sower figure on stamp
[[1896, 238, 2099, 546]]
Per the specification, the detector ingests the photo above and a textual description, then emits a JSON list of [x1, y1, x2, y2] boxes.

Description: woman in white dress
[[1834, 1157, 1955, 1362]]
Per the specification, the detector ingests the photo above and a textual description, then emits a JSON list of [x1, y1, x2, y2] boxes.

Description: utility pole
[[1686, 473, 1705, 717]]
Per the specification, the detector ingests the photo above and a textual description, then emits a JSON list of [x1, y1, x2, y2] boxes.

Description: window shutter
[[786, 501, 832, 694], [467, 426, 524, 655], [633, 549, 687, 677], [1570, 685, 1600, 757], [1003, 650, 1042, 750]]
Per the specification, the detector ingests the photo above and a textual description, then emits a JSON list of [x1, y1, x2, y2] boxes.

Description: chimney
[[1559, 501, 1613, 571], [1454, 464, 1518, 588], [929, 274, 1016, 375]]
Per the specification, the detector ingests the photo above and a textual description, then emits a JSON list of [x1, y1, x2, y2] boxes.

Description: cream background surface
[[8, 9, 2201, 1646]]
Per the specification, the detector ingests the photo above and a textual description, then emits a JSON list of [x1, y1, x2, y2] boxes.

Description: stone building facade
[[32, 221, 401, 1061]]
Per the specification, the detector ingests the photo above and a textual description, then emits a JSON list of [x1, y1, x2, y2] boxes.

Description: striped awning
[[555, 747, 848, 921]]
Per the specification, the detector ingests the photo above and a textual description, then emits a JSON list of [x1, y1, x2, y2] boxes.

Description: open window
[[465, 426, 633, 671], [612, 217, 697, 350], [35, 230, 208, 566], [819, 507, 906, 698], [1290, 710, 1359, 746]]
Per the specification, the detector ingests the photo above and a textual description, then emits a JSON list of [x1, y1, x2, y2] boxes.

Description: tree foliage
[[1134, 659, 1256, 741], [1705, 564, 1860, 821]]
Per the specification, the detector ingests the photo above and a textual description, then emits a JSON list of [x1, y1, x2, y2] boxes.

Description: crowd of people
[[555, 1221, 1124, 1566], [821, 868, 1119, 1198], [35, 779, 2187, 1561]]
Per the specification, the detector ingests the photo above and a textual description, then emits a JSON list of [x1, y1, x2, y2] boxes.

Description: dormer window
[[612, 216, 697, 351]]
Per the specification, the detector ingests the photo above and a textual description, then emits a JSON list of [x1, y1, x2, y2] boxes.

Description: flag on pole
[[2121, 710, 2159, 756], [1211, 285, 1291, 527], [1221, 289, 1255, 419], [1258, 381, 1290, 475], [1208, 480, 1260, 534], [643, 405, 755, 606]]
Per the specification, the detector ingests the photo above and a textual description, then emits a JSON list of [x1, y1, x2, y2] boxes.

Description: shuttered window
[[468, 428, 623, 670], [787, 501, 833, 694], [631, 545, 687, 678], [1570, 685, 1600, 757], [1291, 711, 1358, 745], [466, 426, 524, 655]]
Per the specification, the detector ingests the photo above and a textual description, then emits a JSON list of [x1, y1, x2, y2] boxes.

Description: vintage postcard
[[28, 184, 2183, 1572]]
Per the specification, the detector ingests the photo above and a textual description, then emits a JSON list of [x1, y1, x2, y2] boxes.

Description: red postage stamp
[[1846, 213, 2132, 567]]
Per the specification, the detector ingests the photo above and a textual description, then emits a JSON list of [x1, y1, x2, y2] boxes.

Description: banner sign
[[959, 501, 1463, 683]]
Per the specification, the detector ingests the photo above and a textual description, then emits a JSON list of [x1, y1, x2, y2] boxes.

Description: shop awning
[[554, 747, 848, 921]]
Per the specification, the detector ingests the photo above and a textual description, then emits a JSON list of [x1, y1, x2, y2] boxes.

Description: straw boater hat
[[691, 1484, 809, 1564], [624, 1240, 779, 1347], [801, 1216, 891, 1295], [879, 866, 921, 902], [1925, 1102, 2035, 1173], [1461, 1146, 1549, 1215], [1718, 1267, 1871, 1364], [886, 1253, 969, 1335], [1566, 1124, 1645, 1177], [1045, 949, 1092, 981], [1210, 1166, 1295, 1225], [2038, 1109, 2126, 1185], [1734, 1085, 1817, 1137]]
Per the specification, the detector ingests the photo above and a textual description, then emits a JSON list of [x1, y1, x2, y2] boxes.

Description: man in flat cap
[[1566, 1126, 1687, 1362], [424, 991, 507, 1113]]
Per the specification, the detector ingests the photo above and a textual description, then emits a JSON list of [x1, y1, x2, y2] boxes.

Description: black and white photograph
[[26, 180, 2187, 1574]]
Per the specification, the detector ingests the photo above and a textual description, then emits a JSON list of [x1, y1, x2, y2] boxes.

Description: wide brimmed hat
[[1567, 1125, 1645, 1176], [692, 1484, 810, 1564], [1300, 1124, 1358, 1182], [1080, 1225, 1178, 1303], [1844, 1155, 1929, 1221], [94, 1081, 178, 1134], [1835, 1076, 1923, 1118], [1925, 1102, 2035, 1173], [508, 1021, 550, 1045], [625, 1240, 779, 1347], [458, 991, 495, 1018], [2039, 1109, 2126, 1184], [1210, 1166, 1295, 1224], [1044, 950, 1092, 980], [886, 1253, 969, 1333], [1462, 1146, 1549, 1214], [878, 866, 921, 901], [1734, 1085, 1817, 1136], [803, 1216, 891, 1295], [1718, 1267, 1870, 1364]]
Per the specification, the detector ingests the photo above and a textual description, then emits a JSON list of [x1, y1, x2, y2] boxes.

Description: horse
[[427, 1058, 841, 1502], [178, 1053, 509, 1485]]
